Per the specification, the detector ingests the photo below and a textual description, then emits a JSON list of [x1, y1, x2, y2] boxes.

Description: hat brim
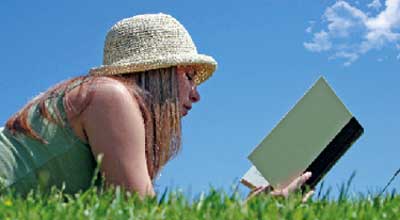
[[89, 53, 217, 85]]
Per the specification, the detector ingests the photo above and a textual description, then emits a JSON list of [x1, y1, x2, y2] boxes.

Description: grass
[[0, 185, 399, 220]]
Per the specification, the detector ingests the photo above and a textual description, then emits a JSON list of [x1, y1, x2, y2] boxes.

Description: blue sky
[[1, 0, 399, 198]]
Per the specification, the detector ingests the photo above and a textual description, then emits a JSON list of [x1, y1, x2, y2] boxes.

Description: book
[[241, 76, 364, 190], [241, 165, 269, 189]]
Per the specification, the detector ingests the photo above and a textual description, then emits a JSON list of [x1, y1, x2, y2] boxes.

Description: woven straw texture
[[89, 13, 217, 85]]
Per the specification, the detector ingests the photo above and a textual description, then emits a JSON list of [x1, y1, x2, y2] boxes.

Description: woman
[[0, 13, 312, 199]]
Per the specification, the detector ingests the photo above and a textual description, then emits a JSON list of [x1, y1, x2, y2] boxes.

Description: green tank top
[[0, 78, 97, 195]]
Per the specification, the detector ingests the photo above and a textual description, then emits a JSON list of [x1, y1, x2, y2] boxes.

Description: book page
[[241, 166, 270, 189]]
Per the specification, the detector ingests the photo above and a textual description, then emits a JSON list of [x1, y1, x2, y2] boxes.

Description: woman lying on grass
[[0, 13, 312, 200]]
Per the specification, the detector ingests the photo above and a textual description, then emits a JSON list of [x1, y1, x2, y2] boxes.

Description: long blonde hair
[[6, 67, 182, 181]]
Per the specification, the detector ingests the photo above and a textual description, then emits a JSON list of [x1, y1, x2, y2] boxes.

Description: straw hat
[[89, 13, 217, 85]]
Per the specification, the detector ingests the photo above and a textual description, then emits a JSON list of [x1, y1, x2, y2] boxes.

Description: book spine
[[303, 117, 364, 190]]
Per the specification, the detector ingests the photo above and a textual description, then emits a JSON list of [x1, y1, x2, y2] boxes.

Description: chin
[[181, 110, 188, 117]]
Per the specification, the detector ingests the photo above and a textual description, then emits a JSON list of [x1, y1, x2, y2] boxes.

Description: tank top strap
[[43, 77, 92, 101], [42, 77, 93, 144], [64, 77, 93, 94]]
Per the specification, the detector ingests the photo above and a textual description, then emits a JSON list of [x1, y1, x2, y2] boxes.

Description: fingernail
[[304, 172, 312, 178]]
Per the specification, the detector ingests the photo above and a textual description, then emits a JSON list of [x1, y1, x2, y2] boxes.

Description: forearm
[[103, 177, 156, 198]]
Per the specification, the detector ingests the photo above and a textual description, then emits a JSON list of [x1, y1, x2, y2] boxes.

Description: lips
[[182, 104, 192, 116]]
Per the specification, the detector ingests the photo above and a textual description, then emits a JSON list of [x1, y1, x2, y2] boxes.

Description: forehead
[[177, 65, 196, 73]]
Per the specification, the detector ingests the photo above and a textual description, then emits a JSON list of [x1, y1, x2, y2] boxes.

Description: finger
[[247, 185, 269, 199], [250, 186, 264, 193], [299, 172, 312, 186], [270, 189, 284, 197], [271, 172, 313, 198], [291, 172, 312, 190], [282, 172, 312, 196], [253, 185, 269, 195], [301, 190, 315, 203]]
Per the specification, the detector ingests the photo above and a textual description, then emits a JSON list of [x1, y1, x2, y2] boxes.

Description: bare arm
[[81, 79, 155, 198]]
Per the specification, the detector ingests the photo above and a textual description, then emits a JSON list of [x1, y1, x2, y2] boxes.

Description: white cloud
[[368, 0, 383, 10], [304, 31, 332, 52], [304, 0, 400, 65], [324, 1, 367, 38], [368, 0, 400, 29], [305, 20, 315, 33], [366, 0, 400, 44], [397, 44, 400, 60], [331, 51, 360, 66]]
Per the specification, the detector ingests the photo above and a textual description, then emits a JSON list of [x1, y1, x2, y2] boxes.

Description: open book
[[241, 77, 364, 190]]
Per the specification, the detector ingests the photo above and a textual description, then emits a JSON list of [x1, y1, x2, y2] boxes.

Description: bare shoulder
[[80, 75, 146, 154], [81, 76, 141, 122], [64, 76, 139, 143], [88, 76, 132, 98], [64, 76, 132, 109]]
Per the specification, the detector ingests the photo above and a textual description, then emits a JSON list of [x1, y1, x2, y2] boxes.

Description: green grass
[[0, 186, 399, 220]]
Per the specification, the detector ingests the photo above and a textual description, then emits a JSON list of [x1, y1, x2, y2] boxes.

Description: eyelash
[[186, 73, 193, 81]]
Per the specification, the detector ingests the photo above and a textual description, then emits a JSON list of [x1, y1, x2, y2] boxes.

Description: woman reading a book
[[0, 13, 312, 200]]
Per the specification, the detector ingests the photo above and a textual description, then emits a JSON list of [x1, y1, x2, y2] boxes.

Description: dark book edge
[[302, 117, 364, 190], [240, 178, 256, 189]]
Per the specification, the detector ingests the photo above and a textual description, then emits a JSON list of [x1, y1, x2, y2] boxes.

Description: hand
[[271, 172, 315, 203], [270, 172, 313, 200], [245, 172, 314, 203]]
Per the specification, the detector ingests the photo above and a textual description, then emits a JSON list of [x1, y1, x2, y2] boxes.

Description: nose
[[189, 86, 200, 103]]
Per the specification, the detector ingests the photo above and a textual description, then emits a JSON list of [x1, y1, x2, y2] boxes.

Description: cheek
[[179, 85, 190, 103], [177, 75, 190, 102]]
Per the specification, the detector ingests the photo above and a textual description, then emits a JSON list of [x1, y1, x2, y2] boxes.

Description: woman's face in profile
[[177, 66, 201, 117]]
